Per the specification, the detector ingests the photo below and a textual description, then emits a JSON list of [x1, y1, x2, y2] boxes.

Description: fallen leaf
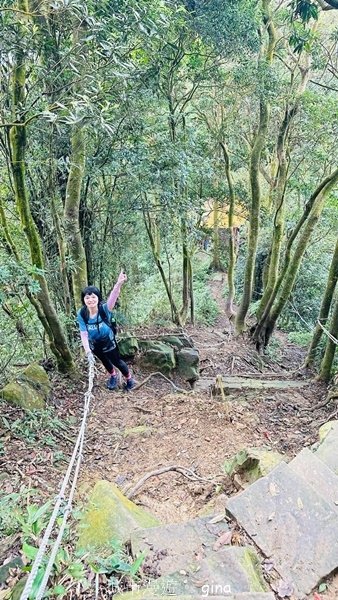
[[269, 482, 279, 496], [268, 512, 275, 521], [272, 579, 294, 598], [213, 530, 232, 550], [208, 513, 225, 524], [263, 559, 274, 572], [297, 497, 304, 510]]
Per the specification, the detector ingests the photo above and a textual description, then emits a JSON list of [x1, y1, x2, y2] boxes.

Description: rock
[[130, 546, 268, 596], [116, 594, 274, 600], [0, 556, 23, 585], [176, 348, 199, 383], [223, 448, 285, 485], [77, 480, 160, 549], [198, 493, 228, 517], [139, 342, 175, 374], [1, 382, 45, 410], [131, 515, 230, 577], [0, 363, 50, 411], [21, 363, 51, 396], [159, 334, 194, 349], [117, 335, 139, 359], [226, 461, 338, 597], [289, 448, 338, 514], [318, 420, 338, 442], [315, 421, 338, 475]]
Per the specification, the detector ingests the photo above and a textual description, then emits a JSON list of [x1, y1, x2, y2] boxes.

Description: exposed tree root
[[133, 371, 188, 394], [125, 465, 226, 500]]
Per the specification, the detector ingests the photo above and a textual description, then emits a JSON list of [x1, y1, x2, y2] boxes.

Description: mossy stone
[[21, 363, 51, 395], [239, 547, 269, 592], [139, 342, 175, 373], [1, 382, 45, 410], [176, 348, 199, 382], [118, 335, 139, 358], [318, 420, 338, 442], [223, 447, 285, 485], [77, 480, 160, 549]]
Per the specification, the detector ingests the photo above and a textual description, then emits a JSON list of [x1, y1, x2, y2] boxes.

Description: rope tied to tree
[[317, 319, 338, 345], [20, 355, 96, 600]]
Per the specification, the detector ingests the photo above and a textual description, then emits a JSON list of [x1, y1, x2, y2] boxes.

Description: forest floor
[[1, 272, 337, 599]]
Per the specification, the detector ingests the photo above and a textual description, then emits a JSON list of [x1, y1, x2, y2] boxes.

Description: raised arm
[[107, 270, 127, 311]]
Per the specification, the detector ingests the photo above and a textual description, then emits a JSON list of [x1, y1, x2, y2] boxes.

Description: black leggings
[[93, 345, 129, 377]]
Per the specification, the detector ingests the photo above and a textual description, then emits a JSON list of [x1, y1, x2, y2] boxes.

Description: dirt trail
[[79, 274, 330, 525], [1, 273, 337, 599]]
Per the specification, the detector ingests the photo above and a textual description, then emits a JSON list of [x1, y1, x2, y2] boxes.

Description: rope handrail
[[317, 319, 338, 345], [20, 357, 95, 600]]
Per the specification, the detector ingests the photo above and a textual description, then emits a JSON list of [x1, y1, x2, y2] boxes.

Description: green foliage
[[291, 0, 319, 23], [1, 407, 72, 449], [287, 330, 312, 347]]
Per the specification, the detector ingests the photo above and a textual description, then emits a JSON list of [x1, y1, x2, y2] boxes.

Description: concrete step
[[226, 461, 338, 597], [314, 420, 338, 475], [194, 376, 308, 394], [116, 593, 276, 599], [131, 516, 269, 594], [289, 447, 338, 513], [131, 515, 230, 577]]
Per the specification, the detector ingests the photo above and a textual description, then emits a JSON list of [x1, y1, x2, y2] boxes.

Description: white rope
[[20, 356, 95, 600], [288, 301, 338, 345], [317, 320, 338, 345]]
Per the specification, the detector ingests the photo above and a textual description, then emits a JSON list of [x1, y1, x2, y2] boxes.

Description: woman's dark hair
[[81, 286, 102, 304]]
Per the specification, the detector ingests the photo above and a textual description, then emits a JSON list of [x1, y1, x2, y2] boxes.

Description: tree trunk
[[235, 98, 270, 332], [253, 168, 338, 350], [256, 109, 292, 318], [9, 0, 74, 373], [306, 237, 338, 365], [257, 54, 311, 319], [189, 254, 195, 325], [64, 123, 87, 307], [180, 219, 189, 324], [211, 199, 222, 270], [220, 141, 236, 316], [143, 208, 182, 326], [318, 298, 338, 382]]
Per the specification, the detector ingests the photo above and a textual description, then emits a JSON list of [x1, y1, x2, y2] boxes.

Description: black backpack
[[80, 304, 117, 336]]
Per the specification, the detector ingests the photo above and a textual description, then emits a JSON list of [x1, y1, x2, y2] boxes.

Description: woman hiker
[[77, 270, 135, 390]]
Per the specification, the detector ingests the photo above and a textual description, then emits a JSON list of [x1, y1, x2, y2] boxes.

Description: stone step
[[314, 420, 338, 475], [289, 447, 338, 513], [131, 515, 230, 577], [116, 593, 275, 600], [131, 517, 269, 594], [226, 461, 338, 597], [194, 376, 308, 394]]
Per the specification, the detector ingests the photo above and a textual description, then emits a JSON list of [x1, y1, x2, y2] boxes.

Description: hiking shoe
[[107, 375, 118, 390], [124, 378, 136, 391]]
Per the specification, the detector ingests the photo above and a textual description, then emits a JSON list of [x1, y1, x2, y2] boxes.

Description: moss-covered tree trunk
[[306, 237, 338, 366], [235, 0, 275, 333], [257, 57, 310, 319], [318, 298, 338, 382], [220, 141, 236, 316], [64, 123, 87, 307], [143, 208, 182, 326], [253, 168, 338, 350], [180, 219, 190, 324], [211, 200, 222, 271], [256, 111, 291, 319], [9, 0, 74, 373]]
